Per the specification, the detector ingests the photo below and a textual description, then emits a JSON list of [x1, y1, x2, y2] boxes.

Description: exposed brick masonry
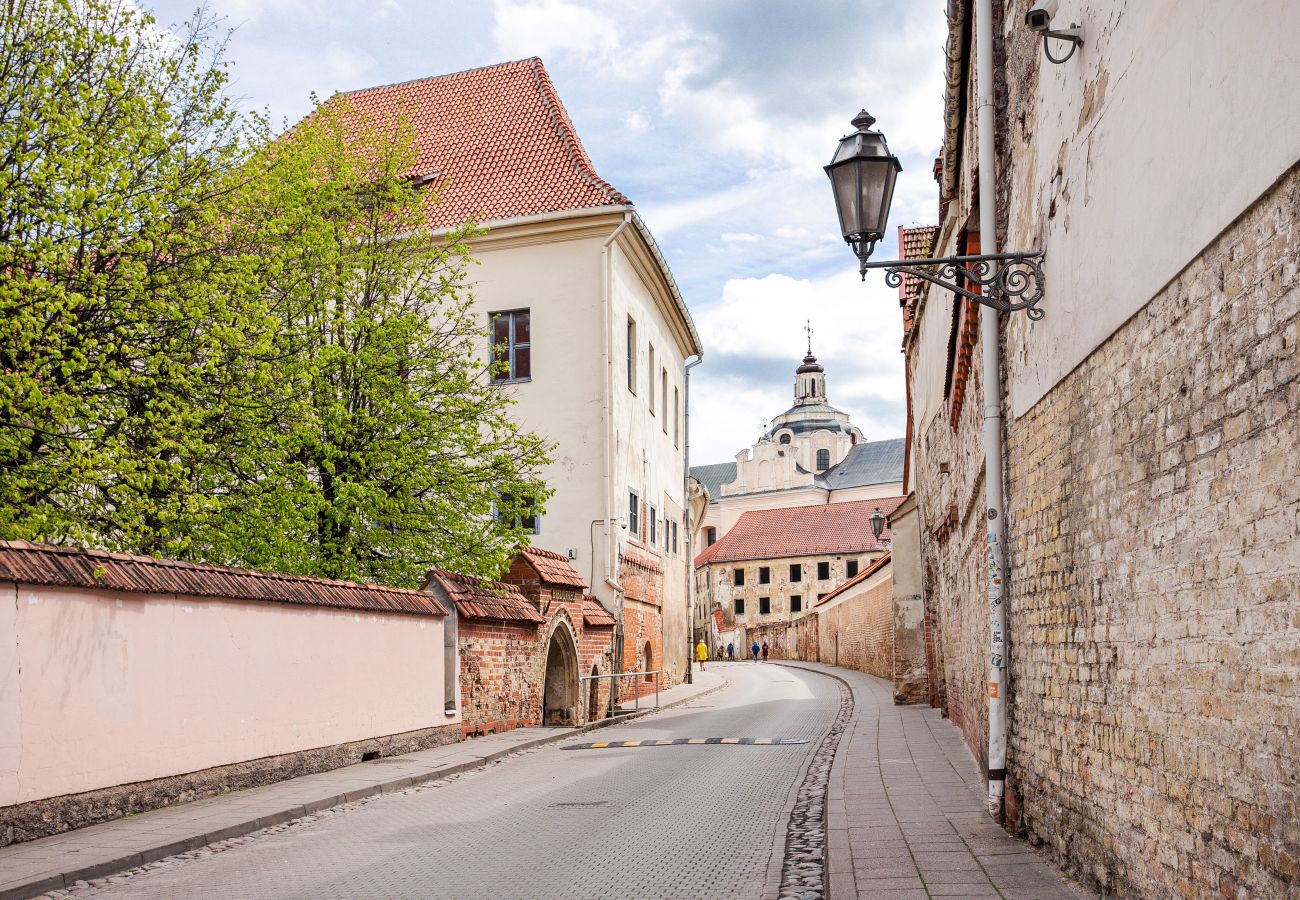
[[1002, 163, 1300, 898]]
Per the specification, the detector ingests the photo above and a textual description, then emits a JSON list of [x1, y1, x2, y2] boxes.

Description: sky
[[148, 0, 949, 463]]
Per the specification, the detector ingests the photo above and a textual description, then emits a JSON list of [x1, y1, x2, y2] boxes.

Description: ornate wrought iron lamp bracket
[[855, 247, 1047, 320]]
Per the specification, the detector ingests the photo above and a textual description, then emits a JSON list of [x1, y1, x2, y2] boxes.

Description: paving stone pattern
[[45, 664, 838, 900], [779, 680, 851, 899], [782, 663, 1094, 900]]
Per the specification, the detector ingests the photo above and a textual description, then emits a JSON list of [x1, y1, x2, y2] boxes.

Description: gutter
[[682, 351, 704, 682], [601, 212, 632, 703], [973, 0, 1012, 821]]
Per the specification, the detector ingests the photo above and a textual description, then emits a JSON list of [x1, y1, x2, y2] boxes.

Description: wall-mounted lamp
[[1026, 0, 1083, 65], [870, 507, 886, 542], [827, 112, 1048, 319]]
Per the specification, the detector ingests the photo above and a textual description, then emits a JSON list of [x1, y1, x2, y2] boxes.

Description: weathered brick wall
[[1001, 163, 1299, 899], [458, 620, 543, 737], [816, 577, 895, 682], [740, 614, 818, 662], [914, 349, 993, 764]]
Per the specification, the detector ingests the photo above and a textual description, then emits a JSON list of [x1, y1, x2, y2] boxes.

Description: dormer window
[[779, 433, 791, 445], [816, 449, 830, 470]]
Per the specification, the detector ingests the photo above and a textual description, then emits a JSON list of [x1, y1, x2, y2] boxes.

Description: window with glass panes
[[489, 310, 530, 382]]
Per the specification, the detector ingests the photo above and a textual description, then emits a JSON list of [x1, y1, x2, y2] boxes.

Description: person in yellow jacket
[[695, 639, 709, 671]]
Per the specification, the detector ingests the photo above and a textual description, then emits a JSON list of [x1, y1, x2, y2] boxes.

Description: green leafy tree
[[0, 0, 251, 553], [201, 99, 553, 585], [0, 1, 552, 585]]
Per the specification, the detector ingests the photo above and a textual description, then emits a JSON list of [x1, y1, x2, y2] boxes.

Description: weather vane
[[804, 319, 813, 355]]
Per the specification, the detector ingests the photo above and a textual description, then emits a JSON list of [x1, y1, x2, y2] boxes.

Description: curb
[[771, 661, 859, 900], [0, 676, 727, 900]]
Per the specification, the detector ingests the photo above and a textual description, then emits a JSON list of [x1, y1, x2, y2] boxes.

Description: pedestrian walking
[[727, 642, 734, 661], [695, 639, 708, 672], [761, 641, 770, 662], [751, 640, 760, 662]]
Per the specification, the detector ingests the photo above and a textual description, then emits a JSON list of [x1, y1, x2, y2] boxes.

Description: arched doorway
[[587, 664, 602, 722], [643, 641, 654, 682], [542, 623, 579, 726]]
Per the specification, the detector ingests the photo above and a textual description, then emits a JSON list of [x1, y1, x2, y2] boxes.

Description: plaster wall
[[468, 229, 606, 591], [608, 239, 691, 686], [0, 584, 449, 807], [1003, 0, 1300, 417]]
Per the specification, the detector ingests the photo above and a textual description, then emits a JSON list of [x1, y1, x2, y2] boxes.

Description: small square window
[[790, 594, 802, 613], [817, 561, 830, 580], [789, 563, 802, 581], [494, 493, 538, 534], [758, 566, 770, 584], [759, 597, 770, 615], [846, 559, 859, 578], [733, 568, 745, 587], [706, 527, 717, 546], [734, 598, 745, 616]]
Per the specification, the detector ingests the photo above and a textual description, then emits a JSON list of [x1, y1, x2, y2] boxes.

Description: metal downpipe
[[975, 0, 1011, 821]]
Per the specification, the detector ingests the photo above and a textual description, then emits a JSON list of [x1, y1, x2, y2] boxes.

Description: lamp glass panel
[[856, 157, 893, 236], [829, 163, 861, 239]]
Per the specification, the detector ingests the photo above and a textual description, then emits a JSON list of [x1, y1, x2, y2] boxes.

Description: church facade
[[689, 350, 905, 646]]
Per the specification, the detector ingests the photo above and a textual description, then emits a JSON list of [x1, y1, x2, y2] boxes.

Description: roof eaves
[[629, 212, 703, 357], [816, 551, 891, 606], [528, 58, 627, 207]]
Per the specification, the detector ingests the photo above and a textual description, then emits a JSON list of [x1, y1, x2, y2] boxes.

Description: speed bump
[[563, 737, 808, 750]]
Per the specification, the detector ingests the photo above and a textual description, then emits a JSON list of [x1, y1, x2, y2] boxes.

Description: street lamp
[[826, 112, 1048, 319], [870, 506, 886, 542]]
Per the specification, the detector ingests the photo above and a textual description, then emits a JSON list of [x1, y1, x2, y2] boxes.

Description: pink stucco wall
[[0, 582, 455, 806]]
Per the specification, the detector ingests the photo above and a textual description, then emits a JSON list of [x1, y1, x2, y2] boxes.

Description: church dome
[[795, 353, 824, 374]]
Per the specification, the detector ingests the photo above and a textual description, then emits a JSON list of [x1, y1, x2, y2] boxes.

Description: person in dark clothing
[[751, 640, 760, 662], [761, 641, 770, 662], [727, 642, 735, 661]]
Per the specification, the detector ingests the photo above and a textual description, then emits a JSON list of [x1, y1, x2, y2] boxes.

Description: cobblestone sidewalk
[[778, 662, 1095, 900], [0, 672, 725, 900]]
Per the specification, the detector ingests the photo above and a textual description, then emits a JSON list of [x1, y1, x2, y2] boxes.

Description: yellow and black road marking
[[563, 737, 808, 750]]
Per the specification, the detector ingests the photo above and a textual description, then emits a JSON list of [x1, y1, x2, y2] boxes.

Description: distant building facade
[[689, 351, 904, 643], [341, 58, 702, 693]]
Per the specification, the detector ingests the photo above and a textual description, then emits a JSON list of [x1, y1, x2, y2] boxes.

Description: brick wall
[[816, 577, 894, 682], [1000, 163, 1300, 898], [458, 619, 544, 737]]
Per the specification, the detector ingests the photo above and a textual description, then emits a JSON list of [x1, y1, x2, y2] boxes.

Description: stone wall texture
[[817, 577, 894, 683], [1002, 163, 1299, 899]]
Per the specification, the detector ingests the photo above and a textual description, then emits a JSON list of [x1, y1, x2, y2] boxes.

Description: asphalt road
[[73, 662, 840, 900]]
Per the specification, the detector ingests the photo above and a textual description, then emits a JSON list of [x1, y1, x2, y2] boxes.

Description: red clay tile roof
[[815, 552, 891, 606], [335, 57, 628, 230], [693, 497, 905, 566], [581, 597, 616, 627], [898, 225, 939, 337], [0, 541, 447, 616], [518, 545, 588, 589], [423, 569, 544, 624]]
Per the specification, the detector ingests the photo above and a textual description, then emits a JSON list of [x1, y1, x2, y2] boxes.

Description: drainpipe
[[683, 351, 704, 683], [975, 0, 1011, 821], [602, 212, 632, 707]]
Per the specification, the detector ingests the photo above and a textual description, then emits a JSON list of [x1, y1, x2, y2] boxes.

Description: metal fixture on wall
[[825, 111, 1048, 319], [1026, 0, 1083, 65], [869, 507, 886, 541]]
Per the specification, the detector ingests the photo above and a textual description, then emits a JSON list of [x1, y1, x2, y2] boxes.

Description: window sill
[[491, 377, 532, 386]]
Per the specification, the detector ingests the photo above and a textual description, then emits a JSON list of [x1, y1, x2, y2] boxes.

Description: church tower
[[794, 321, 827, 406]]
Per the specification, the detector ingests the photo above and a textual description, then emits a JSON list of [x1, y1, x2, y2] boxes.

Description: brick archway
[[542, 620, 579, 726]]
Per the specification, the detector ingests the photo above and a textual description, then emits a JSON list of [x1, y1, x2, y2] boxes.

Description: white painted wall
[[468, 212, 696, 684], [0, 584, 450, 806], [1005, 0, 1300, 417]]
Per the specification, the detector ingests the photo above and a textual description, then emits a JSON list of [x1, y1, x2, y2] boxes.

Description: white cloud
[[688, 269, 906, 462], [624, 109, 650, 133], [492, 0, 622, 66]]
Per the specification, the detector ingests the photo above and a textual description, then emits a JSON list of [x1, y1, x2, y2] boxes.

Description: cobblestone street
[[59, 664, 835, 900], [23, 663, 1095, 900]]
